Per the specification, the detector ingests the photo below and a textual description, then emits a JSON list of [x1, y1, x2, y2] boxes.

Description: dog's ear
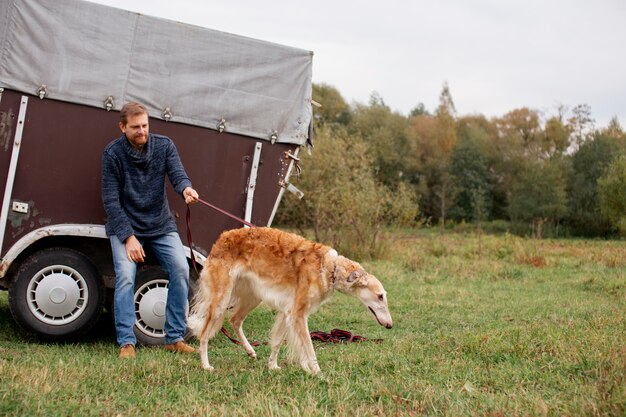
[[347, 270, 359, 283], [346, 269, 368, 286]]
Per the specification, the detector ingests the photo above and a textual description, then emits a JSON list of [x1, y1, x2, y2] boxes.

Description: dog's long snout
[[368, 306, 393, 329]]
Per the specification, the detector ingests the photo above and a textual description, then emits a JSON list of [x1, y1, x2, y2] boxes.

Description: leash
[[186, 197, 256, 274], [310, 329, 364, 343], [219, 327, 377, 346], [185, 206, 200, 274], [220, 327, 264, 347], [310, 328, 383, 344], [195, 197, 256, 228]]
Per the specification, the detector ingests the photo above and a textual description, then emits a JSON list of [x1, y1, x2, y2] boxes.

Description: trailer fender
[[0, 224, 206, 279], [0, 224, 107, 279]]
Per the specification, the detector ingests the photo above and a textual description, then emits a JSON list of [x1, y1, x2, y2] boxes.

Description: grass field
[[0, 230, 624, 416]]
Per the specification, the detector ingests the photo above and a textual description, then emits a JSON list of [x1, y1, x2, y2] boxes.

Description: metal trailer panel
[[0, 89, 21, 203], [0, 89, 298, 275]]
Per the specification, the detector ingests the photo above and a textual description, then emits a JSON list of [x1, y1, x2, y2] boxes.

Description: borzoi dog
[[187, 227, 393, 375]]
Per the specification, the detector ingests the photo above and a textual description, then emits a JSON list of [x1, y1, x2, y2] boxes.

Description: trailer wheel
[[133, 267, 168, 346], [130, 266, 193, 346], [8, 248, 104, 341]]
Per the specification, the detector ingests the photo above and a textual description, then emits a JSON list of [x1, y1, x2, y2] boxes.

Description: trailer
[[0, 0, 312, 344]]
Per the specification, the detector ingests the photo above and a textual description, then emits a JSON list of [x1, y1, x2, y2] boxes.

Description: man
[[102, 102, 199, 359]]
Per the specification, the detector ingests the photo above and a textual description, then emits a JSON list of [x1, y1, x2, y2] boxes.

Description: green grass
[[1, 230, 624, 416]]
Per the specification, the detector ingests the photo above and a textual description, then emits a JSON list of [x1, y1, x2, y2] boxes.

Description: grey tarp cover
[[0, 0, 313, 145]]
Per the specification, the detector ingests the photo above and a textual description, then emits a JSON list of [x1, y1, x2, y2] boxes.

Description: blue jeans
[[111, 232, 190, 346]]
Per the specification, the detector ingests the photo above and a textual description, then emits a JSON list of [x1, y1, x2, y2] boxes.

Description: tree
[[432, 82, 458, 229], [348, 93, 411, 189], [410, 102, 429, 117], [568, 104, 595, 150], [508, 160, 568, 239], [566, 134, 621, 236], [490, 108, 545, 221], [602, 115, 624, 139], [457, 115, 498, 146], [495, 107, 543, 157], [406, 113, 437, 219], [434, 82, 457, 154], [311, 83, 351, 127], [456, 115, 505, 218], [471, 187, 488, 254], [276, 124, 418, 259], [493, 108, 543, 183], [598, 154, 626, 236], [404, 83, 459, 227], [543, 116, 571, 158], [449, 139, 493, 222]]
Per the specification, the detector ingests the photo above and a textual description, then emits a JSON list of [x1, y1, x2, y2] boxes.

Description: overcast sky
[[89, 0, 626, 129]]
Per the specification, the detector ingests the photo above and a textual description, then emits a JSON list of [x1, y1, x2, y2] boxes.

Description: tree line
[[277, 82, 626, 257]]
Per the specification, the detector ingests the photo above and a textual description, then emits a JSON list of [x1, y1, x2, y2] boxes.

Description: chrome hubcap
[[27, 266, 88, 325]]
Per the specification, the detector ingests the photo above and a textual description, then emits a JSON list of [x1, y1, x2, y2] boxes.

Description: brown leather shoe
[[119, 344, 136, 359], [164, 340, 196, 354]]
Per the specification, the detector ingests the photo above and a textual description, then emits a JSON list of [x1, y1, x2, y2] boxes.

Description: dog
[[187, 227, 392, 375]]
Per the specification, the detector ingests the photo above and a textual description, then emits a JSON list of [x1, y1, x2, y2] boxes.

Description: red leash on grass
[[310, 329, 366, 343], [185, 199, 378, 345]]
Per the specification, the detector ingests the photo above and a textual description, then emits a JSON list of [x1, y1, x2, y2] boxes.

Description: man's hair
[[120, 102, 148, 126]]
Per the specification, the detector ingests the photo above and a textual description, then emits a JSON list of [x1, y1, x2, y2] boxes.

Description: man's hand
[[183, 187, 199, 204], [126, 235, 145, 263]]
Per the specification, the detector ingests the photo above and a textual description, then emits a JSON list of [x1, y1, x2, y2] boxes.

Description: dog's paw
[[246, 350, 257, 359], [202, 364, 214, 372], [268, 363, 281, 371], [300, 359, 321, 375]]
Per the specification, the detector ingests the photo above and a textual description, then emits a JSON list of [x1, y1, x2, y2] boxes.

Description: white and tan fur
[[187, 227, 392, 375]]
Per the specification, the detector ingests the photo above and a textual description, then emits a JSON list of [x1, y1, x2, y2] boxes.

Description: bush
[[275, 125, 418, 259], [482, 219, 511, 234], [598, 154, 626, 235]]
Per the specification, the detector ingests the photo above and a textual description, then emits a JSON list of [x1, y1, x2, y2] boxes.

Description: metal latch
[[12, 201, 28, 214], [284, 151, 300, 162], [217, 118, 226, 133], [279, 180, 304, 199], [284, 151, 302, 177]]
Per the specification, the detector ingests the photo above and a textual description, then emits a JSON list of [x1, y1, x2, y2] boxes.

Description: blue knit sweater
[[101, 133, 192, 241]]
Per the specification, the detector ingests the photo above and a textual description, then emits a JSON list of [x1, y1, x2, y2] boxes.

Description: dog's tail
[[186, 311, 205, 338], [187, 262, 232, 341], [187, 267, 211, 337]]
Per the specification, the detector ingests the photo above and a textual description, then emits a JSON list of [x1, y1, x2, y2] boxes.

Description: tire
[[131, 265, 194, 346], [8, 248, 105, 341], [132, 266, 169, 346]]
